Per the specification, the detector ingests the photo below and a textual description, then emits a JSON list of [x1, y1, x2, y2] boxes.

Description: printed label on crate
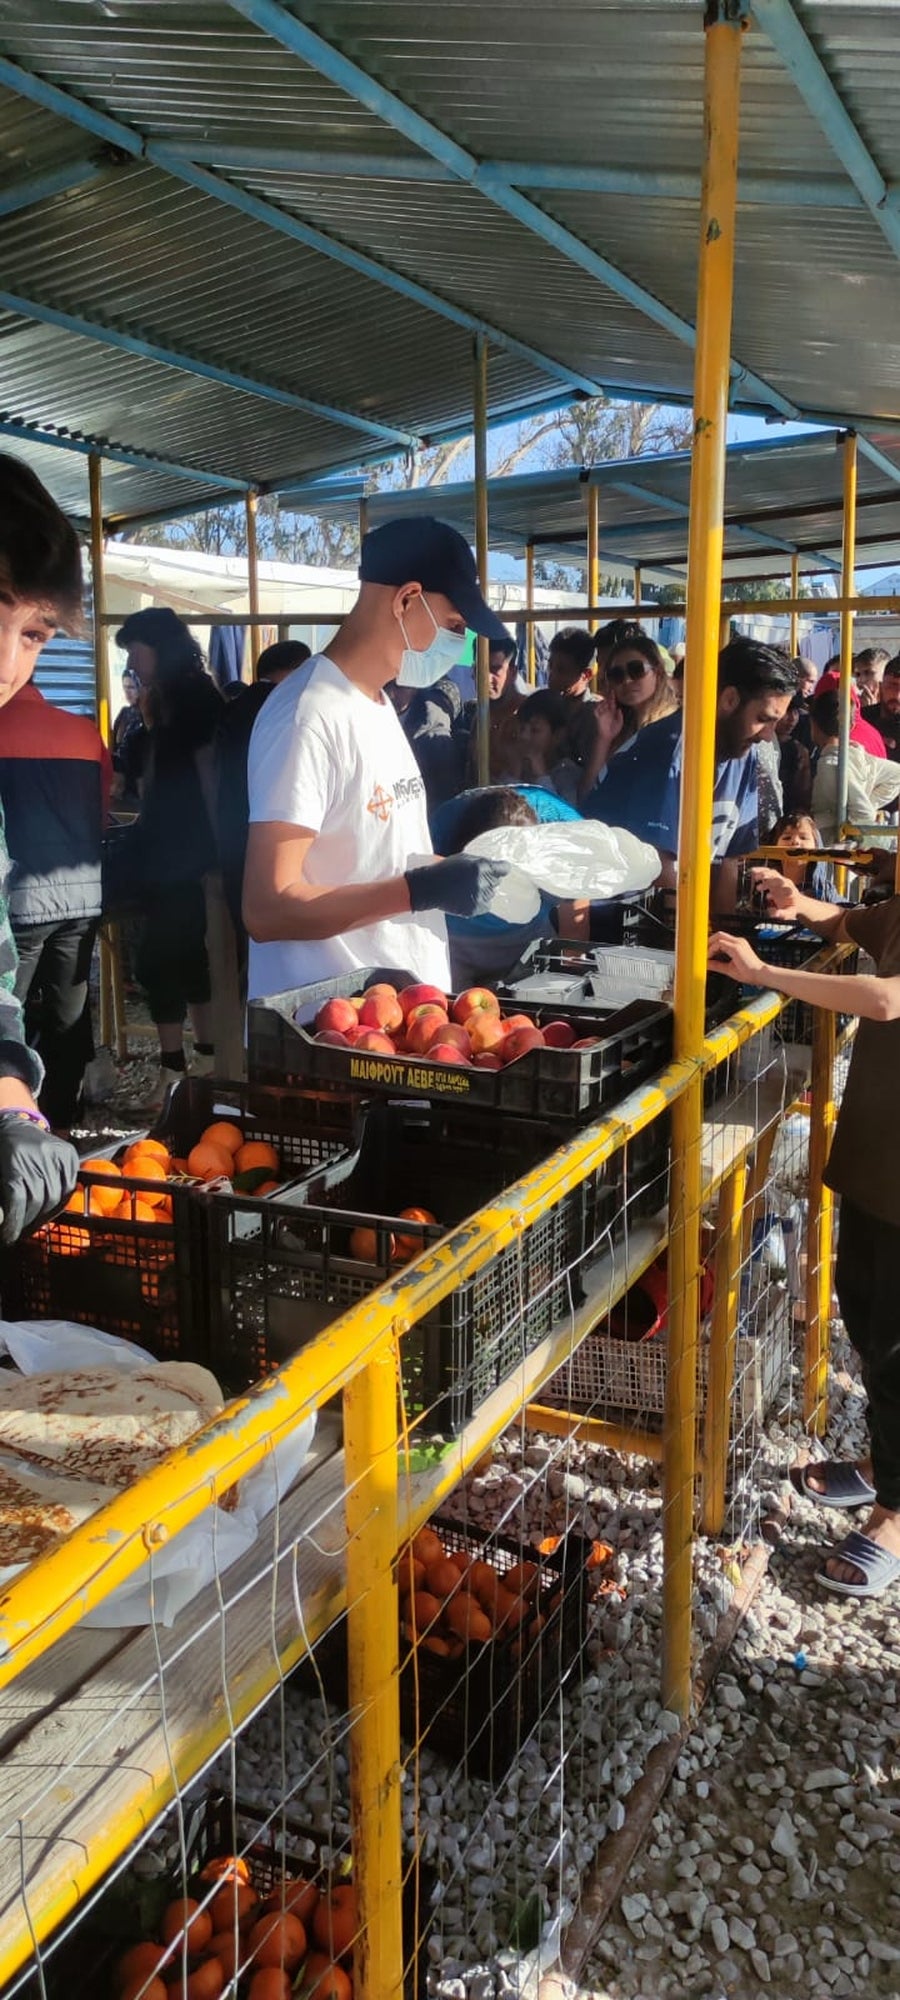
[[348, 1055, 472, 1095]]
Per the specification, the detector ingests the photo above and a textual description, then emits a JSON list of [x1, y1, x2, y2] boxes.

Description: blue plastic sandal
[[816, 1530, 900, 1600], [790, 1460, 876, 1510]]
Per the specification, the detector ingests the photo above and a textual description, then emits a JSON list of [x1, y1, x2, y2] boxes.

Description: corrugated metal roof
[[280, 432, 900, 580], [0, 2, 899, 524]]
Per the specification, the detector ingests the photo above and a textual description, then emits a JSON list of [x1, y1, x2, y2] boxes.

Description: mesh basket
[[544, 1283, 793, 1430], [203, 1101, 610, 1424]]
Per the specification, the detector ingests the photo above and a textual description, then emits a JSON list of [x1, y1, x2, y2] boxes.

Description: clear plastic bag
[[464, 819, 660, 902]]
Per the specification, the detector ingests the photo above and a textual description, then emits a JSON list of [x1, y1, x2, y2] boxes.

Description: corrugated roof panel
[[792, 2, 900, 179], [0, 81, 93, 181], [0, 430, 227, 524]]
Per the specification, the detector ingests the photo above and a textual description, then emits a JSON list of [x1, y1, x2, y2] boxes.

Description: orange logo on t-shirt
[[367, 783, 393, 822]]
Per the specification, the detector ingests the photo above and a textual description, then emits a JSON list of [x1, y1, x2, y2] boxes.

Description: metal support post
[[358, 494, 369, 548], [587, 482, 600, 633], [474, 335, 490, 786], [836, 432, 858, 830], [88, 453, 111, 744], [344, 1339, 404, 2000], [633, 564, 642, 610], [700, 1161, 748, 1535], [246, 490, 261, 675], [789, 551, 800, 656], [664, 0, 746, 1718], [804, 1003, 837, 1433], [525, 542, 536, 683]]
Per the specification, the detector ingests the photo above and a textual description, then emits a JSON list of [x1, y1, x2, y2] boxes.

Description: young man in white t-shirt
[[244, 517, 514, 999]]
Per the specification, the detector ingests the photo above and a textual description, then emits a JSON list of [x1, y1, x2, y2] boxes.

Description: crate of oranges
[[397, 1514, 603, 1781], [3, 1081, 363, 1370]]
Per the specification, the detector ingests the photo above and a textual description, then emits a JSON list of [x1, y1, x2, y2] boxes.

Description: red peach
[[423, 1018, 471, 1055], [501, 1013, 535, 1035], [399, 983, 448, 1019], [542, 1020, 576, 1048], [315, 997, 359, 1036], [359, 990, 404, 1033], [472, 1051, 503, 1069], [451, 987, 500, 1025], [572, 1037, 601, 1049], [354, 1029, 397, 1054], [466, 1013, 507, 1054], [429, 1042, 472, 1066], [501, 1026, 545, 1064], [406, 1007, 450, 1055], [408, 1000, 449, 1026], [313, 1029, 349, 1047]]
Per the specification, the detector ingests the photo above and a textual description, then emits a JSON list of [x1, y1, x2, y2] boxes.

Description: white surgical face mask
[[396, 592, 467, 687]]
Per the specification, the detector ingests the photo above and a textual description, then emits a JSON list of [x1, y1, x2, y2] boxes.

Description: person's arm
[[749, 865, 849, 939], [0, 872, 77, 1239], [243, 823, 511, 941], [708, 928, 900, 1022], [577, 697, 624, 799]]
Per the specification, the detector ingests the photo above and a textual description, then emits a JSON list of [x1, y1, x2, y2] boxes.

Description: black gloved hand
[[406, 855, 513, 919], [0, 1113, 79, 1246]]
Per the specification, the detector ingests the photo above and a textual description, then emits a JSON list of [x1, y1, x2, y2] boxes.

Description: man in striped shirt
[[0, 455, 79, 1240]]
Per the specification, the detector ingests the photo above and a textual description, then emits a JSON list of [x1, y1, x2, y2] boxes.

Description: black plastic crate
[[398, 1512, 598, 1781], [203, 1100, 606, 1424], [247, 968, 672, 1125], [1, 1081, 361, 1364], [501, 934, 736, 1030]]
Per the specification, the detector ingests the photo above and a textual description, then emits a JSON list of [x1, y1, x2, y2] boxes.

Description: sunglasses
[[606, 657, 652, 685]]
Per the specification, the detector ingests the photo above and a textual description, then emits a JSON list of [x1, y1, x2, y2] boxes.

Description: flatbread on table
[[0, 1362, 223, 1492], [0, 1457, 113, 1569]]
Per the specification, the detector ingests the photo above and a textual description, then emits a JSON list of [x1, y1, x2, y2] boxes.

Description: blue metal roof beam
[[0, 158, 109, 216], [0, 54, 607, 405], [0, 286, 419, 450], [856, 438, 900, 491], [0, 418, 250, 494], [605, 478, 840, 571], [227, 0, 798, 423], [752, 0, 900, 262], [173, 145, 868, 212]]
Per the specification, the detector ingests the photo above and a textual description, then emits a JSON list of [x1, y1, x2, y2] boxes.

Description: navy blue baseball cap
[[359, 515, 510, 646]]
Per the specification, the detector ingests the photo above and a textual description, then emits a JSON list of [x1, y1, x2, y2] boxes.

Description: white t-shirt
[[246, 654, 451, 999]]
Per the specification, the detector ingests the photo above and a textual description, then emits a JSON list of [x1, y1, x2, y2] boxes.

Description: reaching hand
[[708, 932, 766, 984], [406, 855, 514, 919], [750, 865, 802, 919], [0, 1114, 79, 1245], [593, 697, 624, 752]]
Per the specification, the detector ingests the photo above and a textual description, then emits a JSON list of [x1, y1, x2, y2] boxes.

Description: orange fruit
[[186, 1961, 225, 2000], [155, 1194, 174, 1221], [206, 1934, 241, 1984], [254, 1180, 281, 1196], [120, 1979, 167, 2000], [187, 1140, 234, 1180], [304, 1962, 353, 2000], [46, 1218, 90, 1256], [169, 1156, 190, 1175], [115, 1942, 168, 1990], [504, 1561, 540, 1600], [63, 1188, 86, 1214], [409, 1590, 441, 1631], [210, 1882, 260, 1933], [199, 1853, 250, 1888], [121, 1154, 171, 1205], [122, 1137, 170, 1167], [114, 1195, 164, 1225], [201, 1121, 244, 1157], [425, 1558, 462, 1600], [396, 1554, 425, 1600], [422, 1634, 452, 1657], [348, 1226, 395, 1262], [444, 1594, 493, 1644], [247, 1911, 306, 1972], [391, 1206, 437, 1263], [410, 1527, 443, 1568], [248, 1972, 290, 2000], [161, 1898, 212, 1952], [312, 1885, 358, 1960], [262, 1878, 319, 1926], [494, 1589, 528, 1632], [234, 1141, 279, 1174]]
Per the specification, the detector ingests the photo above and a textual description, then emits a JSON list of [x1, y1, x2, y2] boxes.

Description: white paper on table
[[0, 1320, 316, 1629]]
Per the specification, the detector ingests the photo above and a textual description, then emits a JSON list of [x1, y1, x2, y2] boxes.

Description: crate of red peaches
[[248, 971, 672, 1124], [3, 1080, 362, 1371], [397, 1514, 612, 1779]]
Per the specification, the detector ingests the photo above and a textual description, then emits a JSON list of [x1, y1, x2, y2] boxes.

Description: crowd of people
[[0, 452, 898, 1601]]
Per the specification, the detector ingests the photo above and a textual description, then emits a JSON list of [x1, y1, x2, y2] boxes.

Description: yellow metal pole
[[88, 452, 111, 745], [789, 552, 800, 657], [664, 0, 745, 1718], [246, 489, 261, 675], [633, 564, 642, 611], [525, 541, 536, 684], [835, 432, 858, 831], [804, 1002, 837, 1433], [587, 481, 600, 633], [474, 334, 491, 786], [344, 1340, 404, 2000], [700, 1161, 748, 1535]]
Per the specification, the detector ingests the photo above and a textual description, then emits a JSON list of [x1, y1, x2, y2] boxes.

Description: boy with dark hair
[[0, 454, 80, 1235]]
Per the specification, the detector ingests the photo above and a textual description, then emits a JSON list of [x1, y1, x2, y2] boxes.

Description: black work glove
[[406, 855, 513, 919], [0, 1113, 79, 1246]]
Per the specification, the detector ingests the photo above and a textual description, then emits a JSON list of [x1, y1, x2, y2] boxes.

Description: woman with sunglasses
[[578, 632, 677, 799]]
